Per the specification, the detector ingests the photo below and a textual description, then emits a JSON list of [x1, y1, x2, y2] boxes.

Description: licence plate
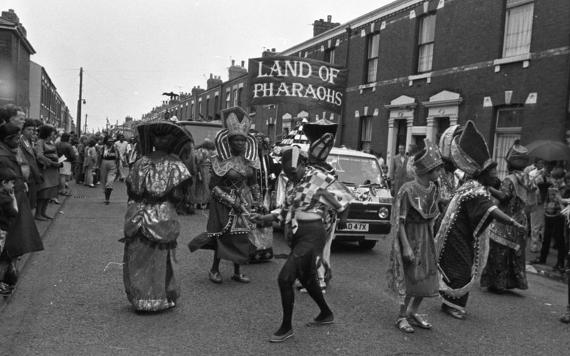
[[337, 222, 369, 232]]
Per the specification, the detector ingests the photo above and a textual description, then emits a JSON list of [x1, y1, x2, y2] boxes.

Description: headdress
[[450, 120, 496, 177], [505, 143, 529, 171], [413, 140, 443, 175], [281, 146, 308, 169], [136, 121, 194, 156], [214, 106, 257, 161], [303, 118, 338, 161], [438, 125, 461, 162]]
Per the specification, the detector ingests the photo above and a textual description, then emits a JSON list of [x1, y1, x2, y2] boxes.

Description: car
[[275, 145, 392, 250]]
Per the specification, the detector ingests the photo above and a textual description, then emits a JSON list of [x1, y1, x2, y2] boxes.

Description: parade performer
[[302, 118, 340, 291], [388, 142, 444, 333], [249, 132, 279, 262], [193, 139, 215, 210], [481, 144, 533, 292], [188, 107, 260, 284], [436, 121, 525, 320], [253, 146, 353, 343], [121, 121, 192, 312]]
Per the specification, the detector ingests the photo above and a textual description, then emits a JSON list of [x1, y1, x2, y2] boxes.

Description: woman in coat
[[0, 123, 43, 288], [35, 125, 61, 220]]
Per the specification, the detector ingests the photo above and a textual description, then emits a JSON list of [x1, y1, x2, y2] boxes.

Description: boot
[[104, 188, 112, 204]]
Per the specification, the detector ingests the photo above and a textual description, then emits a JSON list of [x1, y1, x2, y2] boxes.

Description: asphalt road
[[0, 183, 569, 355]]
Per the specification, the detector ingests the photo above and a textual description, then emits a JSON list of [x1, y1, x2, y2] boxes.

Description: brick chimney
[[1, 9, 20, 24], [206, 73, 223, 90], [262, 48, 277, 58], [228, 60, 247, 80], [313, 15, 339, 37], [191, 86, 205, 97]]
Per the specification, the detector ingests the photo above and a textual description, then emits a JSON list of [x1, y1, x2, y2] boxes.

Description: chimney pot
[[231, 59, 235, 66], [272, 48, 276, 52], [210, 73, 213, 78], [241, 60, 245, 67], [327, 15, 332, 22]]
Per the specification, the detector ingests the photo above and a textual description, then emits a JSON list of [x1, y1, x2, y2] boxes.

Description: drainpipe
[[337, 26, 352, 147]]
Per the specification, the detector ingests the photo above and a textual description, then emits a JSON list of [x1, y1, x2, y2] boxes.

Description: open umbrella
[[526, 140, 570, 161]]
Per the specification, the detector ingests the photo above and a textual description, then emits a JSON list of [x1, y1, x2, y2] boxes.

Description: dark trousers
[[540, 215, 566, 267]]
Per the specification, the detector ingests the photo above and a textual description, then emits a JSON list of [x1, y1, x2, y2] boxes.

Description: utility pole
[[76, 67, 83, 136]]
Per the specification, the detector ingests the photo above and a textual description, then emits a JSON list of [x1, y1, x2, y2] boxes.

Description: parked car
[[275, 145, 392, 250]]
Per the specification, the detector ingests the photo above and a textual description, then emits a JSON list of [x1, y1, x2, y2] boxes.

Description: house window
[[360, 116, 373, 151], [237, 88, 243, 106], [205, 99, 210, 120], [502, 0, 534, 58], [417, 14, 436, 73], [225, 91, 231, 108], [232, 89, 239, 107], [365, 33, 380, 83], [324, 47, 336, 64]]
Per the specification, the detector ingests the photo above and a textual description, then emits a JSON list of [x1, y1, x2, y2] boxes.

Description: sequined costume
[[121, 151, 191, 312], [188, 107, 261, 265], [436, 180, 496, 312]]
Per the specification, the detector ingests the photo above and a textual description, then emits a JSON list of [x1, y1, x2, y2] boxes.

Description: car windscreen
[[326, 154, 383, 185]]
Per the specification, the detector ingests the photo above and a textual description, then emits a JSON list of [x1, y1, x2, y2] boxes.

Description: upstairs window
[[232, 88, 239, 107], [365, 33, 380, 83], [225, 91, 231, 108], [502, 0, 534, 58], [417, 14, 436, 73], [324, 47, 336, 64]]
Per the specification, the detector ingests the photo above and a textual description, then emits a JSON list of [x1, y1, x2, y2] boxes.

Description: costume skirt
[[403, 222, 438, 297], [122, 233, 179, 312]]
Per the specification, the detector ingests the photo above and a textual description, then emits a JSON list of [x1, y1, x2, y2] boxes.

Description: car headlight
[[378, 207, 389, 219]]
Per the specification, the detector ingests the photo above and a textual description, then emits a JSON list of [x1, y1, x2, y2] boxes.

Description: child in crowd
[[0, 167, 19, 295]]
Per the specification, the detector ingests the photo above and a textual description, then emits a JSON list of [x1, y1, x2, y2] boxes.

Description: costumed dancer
[[253, 146, 354, 343], [387, 142, 444, 333], [302, 118, 340, 291], [188, 107, 260, 284], [436, 121, 525, 320], [249, 132, 279, 262], [481, 144, 534, 292], [121, 121, 192, 312]]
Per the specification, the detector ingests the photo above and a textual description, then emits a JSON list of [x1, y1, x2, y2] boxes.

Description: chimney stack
[[228, 59, 247, 80], [313, 15, 340, 37]]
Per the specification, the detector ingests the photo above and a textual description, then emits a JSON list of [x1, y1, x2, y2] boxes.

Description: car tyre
[[358, 240, 377, 250]]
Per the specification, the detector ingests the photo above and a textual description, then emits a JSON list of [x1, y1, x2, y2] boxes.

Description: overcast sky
[[5, 0, 391, 131]]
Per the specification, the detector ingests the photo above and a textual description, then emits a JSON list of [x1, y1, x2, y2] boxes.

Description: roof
[[0, 18, 35, 54], [280, 0, 421, 56]]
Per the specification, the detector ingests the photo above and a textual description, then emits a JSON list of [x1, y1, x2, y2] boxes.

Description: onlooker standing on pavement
[[83, 139, 97, 188], [527, 159, 546, 252], [75, 136, 87, 184], [19, 119, 42, 211], [0, 167, 18, 295], [388, 144, 443, 333], [99, 136, 119, 205], [35, 125, 62, 221], [114, 134, 129, 181], [0, 123, 43, 292], [121, 121, 192, 312], [390, 144, 408, 196], [56, 132, 77, 197], [0, 104, 25, 129], [481, 145, 533, 292], [532, 167, 566, 271]]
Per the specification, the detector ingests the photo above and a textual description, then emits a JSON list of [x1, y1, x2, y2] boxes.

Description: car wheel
[[358, 240, 377, 250]]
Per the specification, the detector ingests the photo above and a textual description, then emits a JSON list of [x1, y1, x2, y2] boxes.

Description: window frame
[[417, 13, 437, 74], [365, 33, 380, 83], [502, 0, 534, 58]]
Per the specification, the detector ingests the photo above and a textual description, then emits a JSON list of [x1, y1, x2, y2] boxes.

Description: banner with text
[[248, 56, 348, 114]]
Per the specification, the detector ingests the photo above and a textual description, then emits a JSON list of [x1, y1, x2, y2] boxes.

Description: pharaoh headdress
[[450, 121, 496, 178], [214, 106, 258, 162], [302, 118, 338, 162]]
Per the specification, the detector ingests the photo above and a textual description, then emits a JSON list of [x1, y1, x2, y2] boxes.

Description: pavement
[[1, 182, 570, 355]]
